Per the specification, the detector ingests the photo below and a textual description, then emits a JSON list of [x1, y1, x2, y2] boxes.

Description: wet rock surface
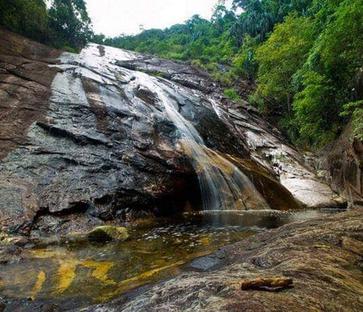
[[0, 30, 200, 235], [0, 28, 341, 238], [87, 209, 363, 312], [217, 101, 346, 208], [0, 30, 275, 236]]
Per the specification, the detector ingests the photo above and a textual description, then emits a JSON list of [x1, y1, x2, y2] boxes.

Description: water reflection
[[0, 209, 340, 309], [191, 209, 333, 228]]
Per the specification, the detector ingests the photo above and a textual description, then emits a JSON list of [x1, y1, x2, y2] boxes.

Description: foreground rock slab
[[85, 209, 363, 312]]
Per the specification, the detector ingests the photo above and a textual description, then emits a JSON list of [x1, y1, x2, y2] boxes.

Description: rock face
[[88, 209, 363, 312], [318, 123, 363, 207], [217, 101, 346, 208], [0, 29, 342, 236]]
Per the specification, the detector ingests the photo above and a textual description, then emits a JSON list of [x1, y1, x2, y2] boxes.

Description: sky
[[85, 0, 232, 37]]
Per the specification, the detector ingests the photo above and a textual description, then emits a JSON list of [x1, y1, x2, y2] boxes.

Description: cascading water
[[130, 72, 270, 211], [54, 44, 269, 211]]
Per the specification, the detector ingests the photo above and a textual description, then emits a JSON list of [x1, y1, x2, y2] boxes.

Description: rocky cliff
[[317, 124, 363, 208], [0, 29, 343, 237]]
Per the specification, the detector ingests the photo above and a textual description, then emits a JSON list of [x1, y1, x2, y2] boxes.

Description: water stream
[[131, 72, 269, 211]]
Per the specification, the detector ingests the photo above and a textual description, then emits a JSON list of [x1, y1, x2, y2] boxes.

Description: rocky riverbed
[[0, 28, 361, 312], [1, 208, 358, 311], [83, 208, 363, 312]]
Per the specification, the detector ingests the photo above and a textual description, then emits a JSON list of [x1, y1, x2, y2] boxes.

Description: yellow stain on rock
[[205, 149, 236, 176], [83, 260, 116, 286], [96, 250, 215, 303], [198, 235, 211, 246], [98, 259, 186, 302], [29, 249, 117, 292], [55, 261, 77, 294], [30, 271, 46, 300], [29, 249, 120, 294]]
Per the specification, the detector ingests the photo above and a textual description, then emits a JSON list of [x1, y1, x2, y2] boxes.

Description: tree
[[0, 0, 49, 43], [211, 4, 236, 35], [48, 0, 92, 49], [231, 0, 312, 42], [232, 34, 258, 80], [0, 0, 93, 50], [292, 0, 363, 146], [254, 15, 315, 115]]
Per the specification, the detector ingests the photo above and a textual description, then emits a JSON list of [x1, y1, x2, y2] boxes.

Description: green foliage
[[231, 0, 312, 43], [252, 0, 363, 147], [341, 101, 363, 140], [254, 15, 315, 116], [0, 0, 49, 43], [291, 0, 363, 146], [49, 0, 92, 49], [292, 71, 337, 146], [103, 10, 238, 67], [232, 35, 258, 80], [0, 0, 92, 50], [224, 88, 241, 102]]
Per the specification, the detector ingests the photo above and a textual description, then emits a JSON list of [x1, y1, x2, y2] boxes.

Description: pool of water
[[0, 209, 341, 309]]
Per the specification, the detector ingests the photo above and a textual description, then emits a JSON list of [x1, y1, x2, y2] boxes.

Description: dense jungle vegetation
[[0, 0, 362, 147], [0, 0, 92, 50], [97, 0, 363, 148]]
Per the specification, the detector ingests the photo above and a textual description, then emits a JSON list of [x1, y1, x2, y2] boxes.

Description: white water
[[131, 71, 270, 211], [54, 44, 270, 211]]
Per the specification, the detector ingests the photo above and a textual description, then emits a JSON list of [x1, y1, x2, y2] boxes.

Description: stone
[[240, 277, 293, 291], [318, 123, 363, 206], [188, 255, 222, 271], [86, 226, 129, 242], [342, 236, 363, 255]]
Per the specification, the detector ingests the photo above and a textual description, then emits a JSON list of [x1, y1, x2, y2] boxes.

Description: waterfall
[[55, 44, 269, 211], [133, 72, 270, 211]]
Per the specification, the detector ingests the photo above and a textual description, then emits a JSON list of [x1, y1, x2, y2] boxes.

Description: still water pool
[[0, 209, 340, 309]]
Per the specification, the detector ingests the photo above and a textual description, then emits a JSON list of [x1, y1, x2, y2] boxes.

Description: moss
[[223, 88, 241, 102], [82, 260, 116, 286]]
